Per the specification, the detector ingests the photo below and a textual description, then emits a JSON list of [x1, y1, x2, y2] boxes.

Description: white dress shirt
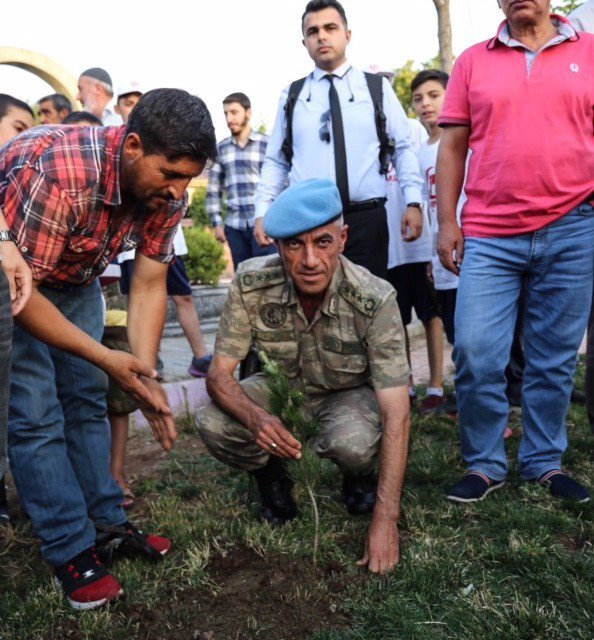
[[254, 60, 423, 218]]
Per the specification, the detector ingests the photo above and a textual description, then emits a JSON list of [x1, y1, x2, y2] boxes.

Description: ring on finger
[[270, 442, 278, 450]]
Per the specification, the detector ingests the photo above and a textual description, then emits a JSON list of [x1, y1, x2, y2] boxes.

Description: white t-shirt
[[386, 118, 431, 268], [117, 223, 188, 263], [416, 138, 468, 291]]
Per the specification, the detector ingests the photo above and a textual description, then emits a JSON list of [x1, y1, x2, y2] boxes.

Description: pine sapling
[[259, 351, 321, 564]]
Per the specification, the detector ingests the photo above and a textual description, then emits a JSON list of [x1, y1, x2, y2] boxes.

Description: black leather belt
[[343, 198, 387, 214]]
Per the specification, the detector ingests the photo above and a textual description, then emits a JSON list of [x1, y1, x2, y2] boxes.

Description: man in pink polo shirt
[[436, 0, 594, 503]]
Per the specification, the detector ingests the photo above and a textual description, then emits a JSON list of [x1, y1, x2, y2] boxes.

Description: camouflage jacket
[[215, 255, 410, 394]]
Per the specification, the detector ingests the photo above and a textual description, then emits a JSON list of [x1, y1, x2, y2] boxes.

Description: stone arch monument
[[0, 47, 78, 105]]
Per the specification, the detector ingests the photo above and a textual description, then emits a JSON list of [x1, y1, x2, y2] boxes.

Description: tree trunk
[[432, 0, 454, 74]]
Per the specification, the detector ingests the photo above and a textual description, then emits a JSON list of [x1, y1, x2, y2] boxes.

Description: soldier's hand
[[356, 510, 400, 574], [254, 218, 274, 247], [247, 411, 302, 460]]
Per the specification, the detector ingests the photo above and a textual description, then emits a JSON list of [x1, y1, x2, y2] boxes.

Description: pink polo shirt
[[439, 16, 594, 237]]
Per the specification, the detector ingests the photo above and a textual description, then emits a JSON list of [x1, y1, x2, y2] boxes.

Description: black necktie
[[325, 74, 349, 210]]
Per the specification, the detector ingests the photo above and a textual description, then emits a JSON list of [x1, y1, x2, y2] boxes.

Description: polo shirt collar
[[313, 60, 351, 81], [487, 14, 578, 50]]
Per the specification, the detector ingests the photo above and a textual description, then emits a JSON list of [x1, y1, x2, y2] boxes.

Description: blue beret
[[264, 179, 342, 240]]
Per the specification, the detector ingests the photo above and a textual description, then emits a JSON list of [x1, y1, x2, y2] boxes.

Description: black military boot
[[251, 457, 297, 527], [342, 471, 378, 516]]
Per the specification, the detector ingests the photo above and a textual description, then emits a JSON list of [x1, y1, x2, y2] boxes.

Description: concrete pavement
[[130, 318, 453, 429]]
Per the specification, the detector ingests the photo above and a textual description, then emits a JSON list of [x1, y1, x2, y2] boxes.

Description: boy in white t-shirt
[[373, 66, 445, 414], [411, 69, 459, 346]]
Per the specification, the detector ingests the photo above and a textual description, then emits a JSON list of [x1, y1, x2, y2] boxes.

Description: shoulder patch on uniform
[[239, 267, 286, 293], [339, 281, 380, 318]]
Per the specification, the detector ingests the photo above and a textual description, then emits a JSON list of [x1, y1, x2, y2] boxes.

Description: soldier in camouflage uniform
[[197, 179, 411, 573]]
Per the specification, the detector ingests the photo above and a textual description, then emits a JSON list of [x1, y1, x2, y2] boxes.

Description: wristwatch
[[407, 202, 422, 210], [0, 230, 15, 264]]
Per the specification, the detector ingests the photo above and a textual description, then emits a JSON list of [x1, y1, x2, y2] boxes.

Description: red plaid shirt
[[0, 125, 187, 286]]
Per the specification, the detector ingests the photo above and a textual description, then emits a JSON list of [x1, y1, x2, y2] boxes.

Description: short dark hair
[[62, 111, 103, 126], [411, 69, 449, 94], [38, 93, 73, 115], [302, 0, 347, 31], [0, 94, 34, 120], [223, 92, 251, 110], [126, 88, 217, 164]]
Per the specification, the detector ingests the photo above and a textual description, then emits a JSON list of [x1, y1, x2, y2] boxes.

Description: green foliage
[[182, 226, 227, 285], [553, 0, 583, 15], [188, 185, 227, 229], [186, 186, 210, 228], [259, 351, 322, 563], [392, 54, 441, 118]]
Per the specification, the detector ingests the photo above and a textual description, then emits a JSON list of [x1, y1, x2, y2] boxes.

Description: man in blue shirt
[[206, 92, 276, 270], [253, 0, 423, 280]]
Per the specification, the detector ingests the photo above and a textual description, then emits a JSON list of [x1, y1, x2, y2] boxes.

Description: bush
[[187, 186, 210, 228], [183, 226, 227, 285], [187, 184, 226, 228]]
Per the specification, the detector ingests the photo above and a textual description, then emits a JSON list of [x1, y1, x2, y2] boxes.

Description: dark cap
[[80, 67, 113, 89]]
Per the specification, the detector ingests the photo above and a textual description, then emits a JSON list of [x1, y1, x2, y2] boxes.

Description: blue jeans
[[225, 225, 276, 271], [8, 280, 125, 566], [0, 272, 12, 480], [454, 204, 594, 481]]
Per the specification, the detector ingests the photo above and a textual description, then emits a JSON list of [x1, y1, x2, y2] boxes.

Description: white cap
[[117, 81, 144, 99], [364, 64, 395, 83]]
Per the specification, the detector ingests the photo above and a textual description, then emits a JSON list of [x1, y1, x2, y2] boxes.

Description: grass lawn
[[1, 364, 594, 639]]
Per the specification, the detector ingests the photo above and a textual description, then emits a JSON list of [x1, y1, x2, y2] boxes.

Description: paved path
[[130, 319, 454, 429]]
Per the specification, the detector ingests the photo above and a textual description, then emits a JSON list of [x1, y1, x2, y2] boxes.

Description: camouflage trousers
[[196, 373, 382, 475]]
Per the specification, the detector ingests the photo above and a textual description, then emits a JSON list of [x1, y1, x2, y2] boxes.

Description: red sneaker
[[420, 394, 447, 415], [54, 547, 123, 610], [95, 521, 172, 563]]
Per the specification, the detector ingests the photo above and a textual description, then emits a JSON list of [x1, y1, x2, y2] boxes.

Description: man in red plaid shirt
[[0, 88, 217, 610]]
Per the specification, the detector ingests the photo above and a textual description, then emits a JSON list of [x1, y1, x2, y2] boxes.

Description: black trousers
[[343, 201, 388, 280]]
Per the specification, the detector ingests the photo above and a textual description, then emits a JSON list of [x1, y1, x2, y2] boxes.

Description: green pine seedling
[[259, 351, 321, 564]]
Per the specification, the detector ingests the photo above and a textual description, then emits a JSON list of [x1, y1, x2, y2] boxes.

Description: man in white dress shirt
[[254, 0, 423, 280]]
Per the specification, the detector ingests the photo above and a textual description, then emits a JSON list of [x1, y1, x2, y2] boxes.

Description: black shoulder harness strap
[[281, 76, 307, 165], [281, 72, 395, 175], [363, 71, 396, 176]]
